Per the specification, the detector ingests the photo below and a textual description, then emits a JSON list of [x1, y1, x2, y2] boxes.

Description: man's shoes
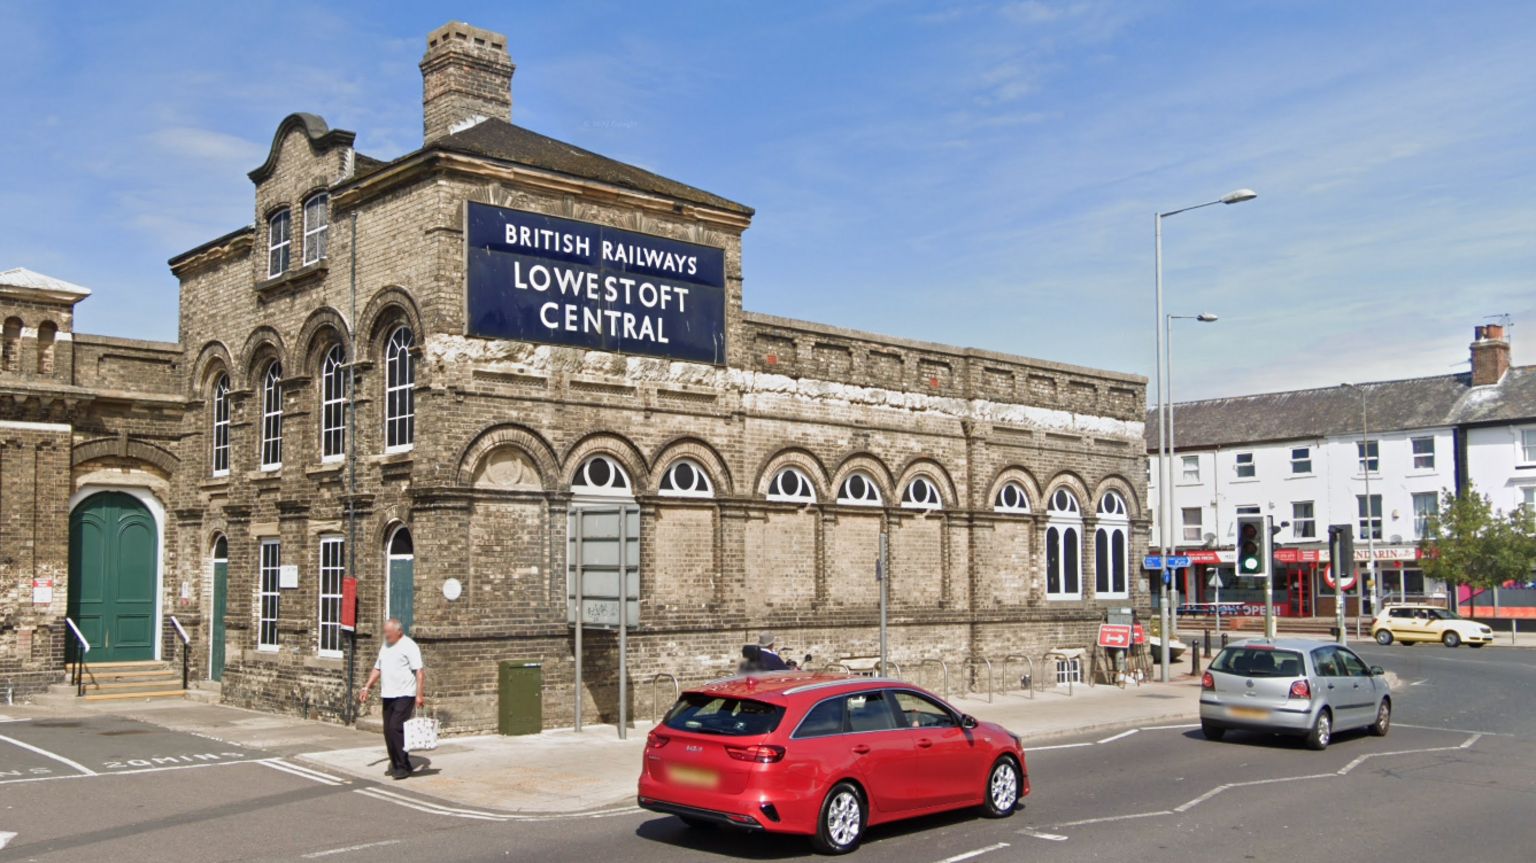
[[390, 767, 410, 780]]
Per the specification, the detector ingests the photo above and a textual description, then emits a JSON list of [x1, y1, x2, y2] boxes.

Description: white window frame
[[320, 344, 346, 463], [572, 455, 632, 497], [1234, 452, 1256, 479], [1521, 429, 1536, 464], [1412, 492, 1438, 538], [211, 374, 230, 477], [994, 482, 1031, 514], [837, 472, 883, 507], [766, 467, 816, 503], [258, 539, 281, 652], [1357, 494, 1383, 541], [1046, 490, 1082, 600], [1411, 436, 1435, 470], [1180, 455, 1200, 482], [1094, 492, 1129, 599], [267, 209, 291, 278], [1181, 507, 1203, 543], [260, 362, 283, 470], [900, 476, 942, 510], [317, 536, 344, 658], [1290, 446, 1312, 474], [658, 458, 713, 499], [1357, 440, 1380, 474], [1292, 501, 1316, 539], [302, 193, 329, 265], [385, 327, 415, 453], [1522, 486, 1536, 509]]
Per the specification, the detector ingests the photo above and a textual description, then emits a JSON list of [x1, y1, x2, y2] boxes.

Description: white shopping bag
[[403, 714, 440, 751]]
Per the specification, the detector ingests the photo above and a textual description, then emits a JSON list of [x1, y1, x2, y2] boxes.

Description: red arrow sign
[[1098, 624, 1133, 649]]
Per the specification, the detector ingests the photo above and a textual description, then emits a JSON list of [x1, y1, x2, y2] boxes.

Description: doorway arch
[[210, 534, 229, 680], [68, 491, 160, 662], [386, 526, 415, 634]]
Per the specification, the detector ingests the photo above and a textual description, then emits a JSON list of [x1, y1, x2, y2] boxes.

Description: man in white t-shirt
[[358, 618, 424, 779]]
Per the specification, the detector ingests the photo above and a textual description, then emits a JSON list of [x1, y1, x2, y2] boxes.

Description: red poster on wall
[[341, 577, 358, 632]]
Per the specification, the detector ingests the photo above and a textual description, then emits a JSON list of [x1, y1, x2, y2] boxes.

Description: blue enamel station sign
[[465, 202, 728, 364]]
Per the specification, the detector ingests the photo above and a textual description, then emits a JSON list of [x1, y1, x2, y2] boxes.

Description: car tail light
[[1201, 671, 1214, 690], [647, 732, 670, 750], [1289, 680, 1312, 700], [725, 744, 786, 763]]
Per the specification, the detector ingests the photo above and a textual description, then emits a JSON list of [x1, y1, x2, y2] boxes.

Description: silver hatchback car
[[1199, 638, 1391, 750]]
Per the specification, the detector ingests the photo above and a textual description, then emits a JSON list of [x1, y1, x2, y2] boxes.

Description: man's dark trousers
[[382, 696, 416, 773]]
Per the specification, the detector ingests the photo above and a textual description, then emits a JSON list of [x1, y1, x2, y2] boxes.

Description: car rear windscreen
[[664, 693, 786, 736], [1211, 647, 1304, 678]]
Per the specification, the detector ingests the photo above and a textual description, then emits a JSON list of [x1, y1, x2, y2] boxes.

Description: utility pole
[[878, 531, 889, 676]]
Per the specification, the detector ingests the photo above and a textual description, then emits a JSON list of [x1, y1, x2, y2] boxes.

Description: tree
[[1419, 483, 1536, 613]]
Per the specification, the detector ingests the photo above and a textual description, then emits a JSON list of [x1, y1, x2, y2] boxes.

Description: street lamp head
[[1221, 188, 1258, 204], [1196, 313, 1219, 322]]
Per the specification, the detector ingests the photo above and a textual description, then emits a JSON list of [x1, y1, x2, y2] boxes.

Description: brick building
[[1, 22, 1149, 730]]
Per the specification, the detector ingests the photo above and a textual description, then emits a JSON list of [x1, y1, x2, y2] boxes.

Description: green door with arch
[[387, 528, 414, 634], [69, 491, 158, 663], [211, 535, 229, 681]]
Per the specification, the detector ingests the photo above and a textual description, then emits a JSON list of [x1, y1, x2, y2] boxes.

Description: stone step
[[82, 689, 187, 703]]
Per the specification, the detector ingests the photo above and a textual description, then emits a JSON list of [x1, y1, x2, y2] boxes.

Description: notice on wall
[[465, 202, 728, 364], [32, 578, 53, 605]]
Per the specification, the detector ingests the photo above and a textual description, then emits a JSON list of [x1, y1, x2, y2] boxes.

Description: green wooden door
[[211, 538, 228, 681], [388, 557, 414, 634], [69, 492, 158, 662]]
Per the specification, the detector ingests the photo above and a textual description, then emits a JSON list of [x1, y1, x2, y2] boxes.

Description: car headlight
[[1480, 627, 1493, 634]]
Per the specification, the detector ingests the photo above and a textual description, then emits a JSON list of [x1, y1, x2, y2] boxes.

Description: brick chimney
[[1470, 323, 1511, 386], [420, 22, 514, 144]]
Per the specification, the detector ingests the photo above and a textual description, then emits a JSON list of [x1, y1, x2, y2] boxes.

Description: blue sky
[[2, 1, 1532, 402]]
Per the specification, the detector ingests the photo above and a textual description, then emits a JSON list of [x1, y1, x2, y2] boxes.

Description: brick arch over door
[[648, 437, 734, 497], [72, 438, 180, 476], [455, 423, 560, 489]]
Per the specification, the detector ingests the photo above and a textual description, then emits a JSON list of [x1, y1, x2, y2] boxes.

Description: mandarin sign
[[465, 202, 727, 363]]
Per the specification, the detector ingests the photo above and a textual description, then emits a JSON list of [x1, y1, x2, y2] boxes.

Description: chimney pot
[[1470, 321, 1511, 386], [420, 21, 515, 145]]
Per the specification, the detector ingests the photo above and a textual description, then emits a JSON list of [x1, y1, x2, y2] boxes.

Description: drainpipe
[[344, 211, 360, 723]]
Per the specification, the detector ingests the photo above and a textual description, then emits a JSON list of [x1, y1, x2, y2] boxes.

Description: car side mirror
[[1370, 666, 1385, 676], [961, 714, 978, 729]]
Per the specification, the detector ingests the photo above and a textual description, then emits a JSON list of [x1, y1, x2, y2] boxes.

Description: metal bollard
[[1191, 644, 1200, 676], [1220, 633, 1229, 649], [1204, 629, 1212, 658]]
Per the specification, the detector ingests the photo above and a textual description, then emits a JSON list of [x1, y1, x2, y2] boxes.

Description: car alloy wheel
[[982, 757, 1020, 817], [1306, 709, 1331, 751], [1369, 700, 1391, 737], [1443, 631, 1461, 648], [1375, 629, 1393, 646], [813, 782, 865, 855]]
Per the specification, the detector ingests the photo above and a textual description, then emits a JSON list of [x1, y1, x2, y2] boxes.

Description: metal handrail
[[65, 617, 90, 697], [961, 658, 994, 703], [648, 673, 679, 721], [821, 662, 852, 675], [918, 659, 950, 699], [169, 616, 191, 691], [1002, 654, 1036, 699]]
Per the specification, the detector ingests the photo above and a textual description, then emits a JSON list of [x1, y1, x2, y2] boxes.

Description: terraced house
[[0, 22, 1148, 731]]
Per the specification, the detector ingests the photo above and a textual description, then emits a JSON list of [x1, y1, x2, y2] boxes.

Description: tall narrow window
[[1292, 501, 1316, 539], [1411, 437, 1435, 470], [1180, 455, 1200, 482], [1094, 492, 1129, 597], [211, 374, 230, 476], [318, 536, 344, 657], [320, 345, 346, 462], [1181, 507, 1203, 543], [258, 539, 281, 651], [303, 193, 329, 265], [1046, 489, 1082, 599], [1357, 440, 1379, 473], [1412, 492, 1438, 538], [260, 361, 283, 470], [1357, 494, 1383, 540], [2, 317, 21, 372], [385, 327, 414, 452], [267, 209, 292, 277], [35, 321, 57, 374]]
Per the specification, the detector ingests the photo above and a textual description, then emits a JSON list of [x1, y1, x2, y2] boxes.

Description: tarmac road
[[2, 643, 1531, 862]]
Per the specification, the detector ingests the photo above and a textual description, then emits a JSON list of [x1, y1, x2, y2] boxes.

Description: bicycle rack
[[961, 657, 995, 703], [917, 659, 950, 699], [1043, 651, 1076, 696], [1002, 654, 1036, 699], [876, 658, 903, 679], [648, 673, 679, 721], [821, 662, 853, 675]]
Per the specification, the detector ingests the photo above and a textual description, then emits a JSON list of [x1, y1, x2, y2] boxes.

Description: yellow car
[[1371, 604, 1494, 648]]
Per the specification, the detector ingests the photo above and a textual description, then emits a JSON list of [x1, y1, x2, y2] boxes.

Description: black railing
[[65, 617, 90, 697], [169, 616, 190, 690]]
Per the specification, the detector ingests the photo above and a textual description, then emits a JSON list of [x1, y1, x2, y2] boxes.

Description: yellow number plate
[[669, 765, 719, 788], [1229, 706, 1270, 720]]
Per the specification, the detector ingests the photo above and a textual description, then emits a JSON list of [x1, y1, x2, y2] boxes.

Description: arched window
[[994, 481, 1032, 514], [211, 374, 230, 476], [659, 459, 713, 498], [837, 472, 882, 507], [1046, 489, 1082, 599], [572, 455, 632, 497], [766, 467, 816, 503], [303, 193, 330, 265], [1095, 492, 1129, 598], [36, 321, 57, 374], [260, 361, 283, 469], [385, 327, 414, 452], [267, 208, 292, 277], [320, 344, 347, 462], [2, 317, 21, 372], [900, 476, 942, 510]]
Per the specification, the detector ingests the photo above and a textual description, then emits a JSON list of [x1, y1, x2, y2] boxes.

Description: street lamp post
[[1341, 382, 1377, 638], [1167, 312, 1219, 632], [1155, 189, 1255, 683]]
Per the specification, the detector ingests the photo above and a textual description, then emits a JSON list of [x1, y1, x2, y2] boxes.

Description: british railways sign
[[465, 202, 728, 364]]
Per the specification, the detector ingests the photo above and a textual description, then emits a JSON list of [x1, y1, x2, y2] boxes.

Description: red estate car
[[637, 672, 1029, 854]]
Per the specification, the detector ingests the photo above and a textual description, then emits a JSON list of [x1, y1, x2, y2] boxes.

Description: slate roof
[[1146, 365, 1536, 451], [0, 267, 92, 297], [427, 119, 753, 216]]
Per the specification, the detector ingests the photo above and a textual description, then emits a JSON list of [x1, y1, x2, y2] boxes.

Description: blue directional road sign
[[1143, 555, 1192, 570]]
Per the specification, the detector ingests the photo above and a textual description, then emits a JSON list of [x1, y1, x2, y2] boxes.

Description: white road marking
[[935, 841, 1010, 862], [1409, 679, 1428, 686], [0, 733, 96, 776], [1098, 729, 1139, 744], [354, 788, 505, 821], [1173, 772, 1334, 812], [0, 757, 267, 785], [302, 839, 401, 858], [0, 831, 15, 849], [259, 759, 346, 785], [351, 787, 642, 823], [1019, 829, 1069, 841], [1140, 723, 1201, 730], [1397, 723, 1508, 736], [1029, 742, 1095, 751], [1336, 735, 1483, 775], [1052, 809, 1172, 828]]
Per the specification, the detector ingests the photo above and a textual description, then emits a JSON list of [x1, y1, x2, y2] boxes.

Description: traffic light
[[1327, 525, 1355, 588], [1236, 515, 1270, 578]]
